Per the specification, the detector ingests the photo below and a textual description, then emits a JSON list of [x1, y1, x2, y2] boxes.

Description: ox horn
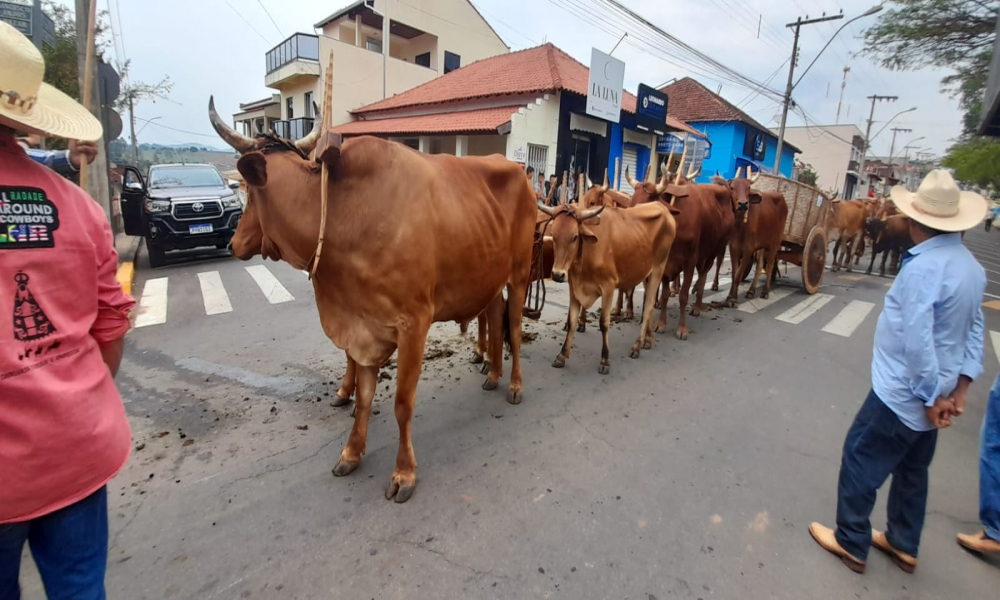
[[578, 204, 604, 221], [537, 200, 559, 216], [686, 164, 701, 180], [747, 166, 761, 183], [208, 96, 257, 154], [664, 147, 675, 180], [674, 145, 688, 185], [601, 168, 610, 192], [655, 163, 670, 195], [294, 103, 324, 154], [624, 166, 640, 189]]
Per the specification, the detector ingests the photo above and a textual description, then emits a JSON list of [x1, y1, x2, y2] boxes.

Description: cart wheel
[[802, 226, 827, 294]]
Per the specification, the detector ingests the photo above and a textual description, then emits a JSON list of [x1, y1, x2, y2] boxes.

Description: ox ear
[[237, 153, 268, 187], [667, 205, 681, 216], [578, 224, 599, 244], [666, 184, 689, 198], [749, 191, 763, 205]]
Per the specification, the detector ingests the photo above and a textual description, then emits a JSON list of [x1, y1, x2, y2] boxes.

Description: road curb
[[115, 235, 142, 297]]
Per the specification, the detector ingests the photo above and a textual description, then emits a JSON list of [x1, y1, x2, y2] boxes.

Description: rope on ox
[[524, 218, 551, 320]]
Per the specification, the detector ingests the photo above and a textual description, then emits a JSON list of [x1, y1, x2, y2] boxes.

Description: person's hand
[[950, 375, 972, 416], [926, 397, 957, 429], [69, 140, 98, 169]]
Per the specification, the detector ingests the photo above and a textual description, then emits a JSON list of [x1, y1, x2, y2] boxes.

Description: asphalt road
[[17, 234, 1000, 599]]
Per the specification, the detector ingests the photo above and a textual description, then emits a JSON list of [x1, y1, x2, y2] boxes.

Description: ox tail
[[502, 297, 512, 353]]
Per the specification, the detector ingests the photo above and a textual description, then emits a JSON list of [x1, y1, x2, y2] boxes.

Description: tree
[[796, 163, 819, 186], [114, 59, 173, 164], [942, 137, 1000, 190], [861, 0, 997, 137]]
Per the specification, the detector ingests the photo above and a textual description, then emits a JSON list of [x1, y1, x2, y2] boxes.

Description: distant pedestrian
[[17, 133, 97, 179], [546, 174, 558, 206], [809, 169, 989, 574], [956, 372, 1000, 555], [534, 171, 545, 200], [0, 21, 135, 598], [525, 165, 534, 183]]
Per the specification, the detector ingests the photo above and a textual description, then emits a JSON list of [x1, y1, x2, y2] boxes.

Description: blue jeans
[[0, 487, 108, 600], [835, 390, 938, 562], [982, 375, 1000, 541]]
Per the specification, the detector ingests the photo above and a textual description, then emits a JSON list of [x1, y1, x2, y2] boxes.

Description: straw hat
[[890, 169, 988, 232], [0, 21, 101, 141]]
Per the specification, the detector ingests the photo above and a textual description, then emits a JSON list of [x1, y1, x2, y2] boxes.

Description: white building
[[780, 124, 865, 199], [242, 0, 509, 139]]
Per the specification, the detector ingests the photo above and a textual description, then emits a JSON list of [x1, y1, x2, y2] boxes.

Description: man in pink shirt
[[0, 22, 134, 600]]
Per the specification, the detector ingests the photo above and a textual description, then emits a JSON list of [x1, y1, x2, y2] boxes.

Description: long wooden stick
[[79, 0, 97, 191], [310, 50, 335, 280]]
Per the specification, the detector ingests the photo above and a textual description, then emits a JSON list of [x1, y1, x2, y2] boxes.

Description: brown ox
[[828, 200, 866, 272], [864, 214, 912, 276], [725, 167, 789, 303], [209, 99, 536, 503], [538, 198, 677, 373], [631, 169, 734, 339]]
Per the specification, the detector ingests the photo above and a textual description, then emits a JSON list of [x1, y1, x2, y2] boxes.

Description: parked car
[[120, 163, 244, 268]]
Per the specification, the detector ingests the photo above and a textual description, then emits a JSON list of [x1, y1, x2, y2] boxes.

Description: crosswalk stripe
[[821, 300, 875, 338], [775, 293, 835, 324], [991, 331, 1000, 365], [245, 265, 294, 304], [737, 286, 796, 314], [197, 271, 233, 315], [701, 278, 735, 305], [134, 277, 168, 328]]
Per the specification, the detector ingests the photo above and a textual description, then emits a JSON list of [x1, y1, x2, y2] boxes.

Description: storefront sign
[[509, 144, 527, 164], [586, 48, 624, 124], [635, 84, 668, 136], [0, 0, 33, 36]]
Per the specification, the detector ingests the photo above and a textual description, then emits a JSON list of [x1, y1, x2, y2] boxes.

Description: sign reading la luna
[[586, 48, 625, 123]]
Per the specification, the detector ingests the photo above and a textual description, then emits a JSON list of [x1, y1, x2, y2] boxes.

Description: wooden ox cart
[[751, 173, 834, 294]]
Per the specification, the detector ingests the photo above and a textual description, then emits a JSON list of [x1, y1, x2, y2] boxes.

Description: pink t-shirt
[[0, 132, 135, 523]]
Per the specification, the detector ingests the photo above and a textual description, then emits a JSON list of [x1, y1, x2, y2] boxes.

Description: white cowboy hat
[[0, 21, 101, 141], [890, 169, 988, 232]]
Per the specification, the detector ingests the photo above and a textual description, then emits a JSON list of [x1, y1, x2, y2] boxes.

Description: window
[[527, 144, 548, 180], [444, 51, 461, 74], [148, 166, 224, 190], [415, 52, 431, 68], [304, 92, 313, 118], [286, 97, 294, 120], [366, 37, 382, 53]]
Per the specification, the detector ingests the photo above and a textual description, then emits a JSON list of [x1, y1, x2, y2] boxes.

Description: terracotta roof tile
[[352, 43, 701, 137], [333, 105, 519, 136]]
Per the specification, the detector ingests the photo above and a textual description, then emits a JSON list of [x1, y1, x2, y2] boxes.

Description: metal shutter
[[619, 146, 639, 194], [527, 144, 548, 177]]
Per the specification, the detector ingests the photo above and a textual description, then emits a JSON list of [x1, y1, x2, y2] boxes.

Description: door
[[120, 166, 146, 237]]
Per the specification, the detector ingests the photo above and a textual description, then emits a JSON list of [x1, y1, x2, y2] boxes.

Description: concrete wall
[[782, 125, 863, 195], [506, 93, 560, 175], [696, 121, 739, 180], [468, 135, 506, 156]]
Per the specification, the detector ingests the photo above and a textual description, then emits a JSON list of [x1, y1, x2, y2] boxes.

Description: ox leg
[[654, 282, 664, 310], [482, 295, 504, 391], [333, 361, 378, 478], [554, 294, 582, 368], [844, 234, 859, 273], [854, 236, 865, 265], [676, 263, 696, 340], [611, 289, 623, 317], [625, 288, 635, 320], [333, 354, 356, 407], [760, 245, 780, 299], [880, 248, 891, 277], [747, 250, 765, 299], [691, 258, 712, 317], [598, 289, 613, 374], [505, 280, 528, 405], [632, 267, 664, 358], [865, 245, 879, 275], [654, 276, 672, 333], [384, 327, 429, 503], [471, 312, 487, 365], [727, 248, 752, 308], [577, 305, 587, 333], [831, 238, 842, 272], [711, 250, 725, 291]]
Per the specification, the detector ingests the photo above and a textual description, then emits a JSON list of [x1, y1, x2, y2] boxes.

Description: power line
[[255, 0, 283, 38], [470, 0, 540, 47], [134, 116, 221, 139], [221, 0, 270, 44]]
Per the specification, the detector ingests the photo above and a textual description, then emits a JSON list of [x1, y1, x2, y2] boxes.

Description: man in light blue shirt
[[810, 170, 989, 575]]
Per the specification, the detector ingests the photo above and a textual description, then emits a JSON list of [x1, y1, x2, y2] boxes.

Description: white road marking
[[245, 265, 294, 304], [821, 301, 875, 338], [775, 293, 835, 324], [737, 287, 796, 314], [985, 292, 1000, 300], [134, 277, 168, 328], [197, 271, 233, 315], [991, 331, 1000, 366], [175, 358, 310, 394]]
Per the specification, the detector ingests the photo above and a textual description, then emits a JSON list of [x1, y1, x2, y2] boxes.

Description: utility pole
[[774, 12, 844, 175], [74, 0, 111, 221], [860, 94, 897, 191], [835, 66, 849, 124], [884, 127, 911, 193], [129, 96, 138, 165]]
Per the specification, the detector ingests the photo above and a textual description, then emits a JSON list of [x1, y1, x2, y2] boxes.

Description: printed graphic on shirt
[[0, 186, 60, 249], [11, 271, 62, 363]]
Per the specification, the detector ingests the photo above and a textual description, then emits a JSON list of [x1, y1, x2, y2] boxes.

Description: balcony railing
[[273, 117, 315, 141], [847, 160, 860, 173], [266, 33, 319, 75]]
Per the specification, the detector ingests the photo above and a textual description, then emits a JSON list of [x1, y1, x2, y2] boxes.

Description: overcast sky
[[79, 0, 961, 160]]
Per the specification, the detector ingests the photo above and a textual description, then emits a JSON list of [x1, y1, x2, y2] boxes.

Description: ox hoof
[[479, 360, 491, 376], [711, 284, 719, 292], [745, 289, 757, 299], [332, 458, 360, 477], [385, 471, 417, 503], [331, 392, 352, 408], [577, 323, 586, 333], [470, 352, 484, 365], [643, 338, 653, 350], [676, 328, 689, 341], [760, 291, 770, 300], [654, 322, 668, 334], [725, 298, 738, 309], [845, 268, 853, 274], [482, 378, 499, 391], [630, 347, 640, 359], [690, 306, 701, 317], [610, 308, 621, 317], [552, 355, 566, 369], [625, 311, 634, 320], [507, 388, 523, 405], [563, 322, 571, 332], [598, 363, 610, 374]]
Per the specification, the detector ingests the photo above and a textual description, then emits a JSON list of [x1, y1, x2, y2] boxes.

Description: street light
[[870, 107, 917, 142], [136, 116, 161, 136], [774, 4, 883, 174]]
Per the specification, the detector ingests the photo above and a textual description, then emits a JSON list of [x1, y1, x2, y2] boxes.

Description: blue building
[[660, 78, 798, 182]]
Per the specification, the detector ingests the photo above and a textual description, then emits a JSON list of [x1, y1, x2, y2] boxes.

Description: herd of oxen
[[207, 103, 912, 502]]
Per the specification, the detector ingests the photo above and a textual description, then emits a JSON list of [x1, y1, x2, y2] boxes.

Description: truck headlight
[[145, 199, 170, 213], [221, 194, 241, 208]]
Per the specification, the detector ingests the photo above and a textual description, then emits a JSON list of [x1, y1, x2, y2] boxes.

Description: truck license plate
[[189, 224, 213, 234]]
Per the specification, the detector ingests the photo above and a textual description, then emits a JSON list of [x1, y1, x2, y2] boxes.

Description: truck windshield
[[148, 166, 225, 189]]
